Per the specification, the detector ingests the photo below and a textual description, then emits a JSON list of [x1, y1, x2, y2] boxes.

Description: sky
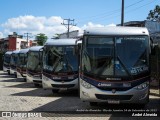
[[0, 0, 159, 39]]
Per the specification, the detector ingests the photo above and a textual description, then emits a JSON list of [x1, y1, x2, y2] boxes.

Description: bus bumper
[[80, 79, 149, 104], [17, 71, 25, 78], [3, 66, 9, 72], [26, 74, 42, 84], [42, 75, 78, 90], [10, 68, 16, 75]]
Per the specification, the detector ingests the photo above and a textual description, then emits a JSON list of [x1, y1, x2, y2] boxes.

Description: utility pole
[[121, 0, 124, 26], [61, 19, 76, 38], [24, 33, 32, 48]]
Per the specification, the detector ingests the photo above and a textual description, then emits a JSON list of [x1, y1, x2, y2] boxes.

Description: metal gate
[[151, 45, 160, 96]]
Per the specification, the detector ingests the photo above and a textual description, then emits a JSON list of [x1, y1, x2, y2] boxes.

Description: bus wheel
[[52, 89, 59, 94], [24, 78, 27, 82], [34, 83, 40, 87], [15, 74, 17, 78], [90, 102, 98, 106]]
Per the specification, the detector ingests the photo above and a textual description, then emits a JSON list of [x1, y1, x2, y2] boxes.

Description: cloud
[[0, 32, 3, 38], [81, 22, 116, 29], [107, 23, 116, 26], [1, 15, 116, 39], [2, 15, 67, 39]]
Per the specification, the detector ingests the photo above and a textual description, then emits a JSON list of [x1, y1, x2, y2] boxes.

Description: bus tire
[[90, 102, 98, 106], [34, 83, 40, 87], [15, 74, 17, 78], [24, 78, 27, 82], [52, 89, 59, 93], [8, 71, 10, 75]]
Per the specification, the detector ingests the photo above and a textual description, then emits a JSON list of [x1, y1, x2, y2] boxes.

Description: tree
[[147, 5, 160, 22], [52, 33, 60, 39], [35, 33, 48, 45]]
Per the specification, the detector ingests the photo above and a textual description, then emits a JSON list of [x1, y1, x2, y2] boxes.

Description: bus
[[17, 48, 29, 80], [10, 50, 20, 77], [26, 46, 43, 87], [79, 26, 151, 106], [42, 39, 79, 93], [3, 51, 12, 75]]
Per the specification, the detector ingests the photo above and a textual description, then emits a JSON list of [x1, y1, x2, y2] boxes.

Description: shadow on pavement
[[11, 88, 53, 97], [31, 97, 89, 112], [0, 75, 16, 78], [0, 78, 25, 82], [11, 89, 78, 97], [29, 96, 160, 118], [6, 82, 36, 88]]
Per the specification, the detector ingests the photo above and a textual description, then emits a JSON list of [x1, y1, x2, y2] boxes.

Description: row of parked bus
[[3, 39, 80, 90], [2, 26, 154, 107]]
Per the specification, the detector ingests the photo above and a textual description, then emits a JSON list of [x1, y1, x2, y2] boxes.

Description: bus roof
[[84, 26, 149, 36], [19, 48, 29, 54], [45, 39, 78, 46], [29, 46, 43, 51], [12, 50, 20, 54], [5, 51, 12, 55]]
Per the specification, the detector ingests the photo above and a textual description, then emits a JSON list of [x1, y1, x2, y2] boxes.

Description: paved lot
[[0, 71, 159, 120]]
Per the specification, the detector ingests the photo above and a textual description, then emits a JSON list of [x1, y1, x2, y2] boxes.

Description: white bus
[[42, 39, 80, 93], [3, 51, 12, 74], [26, 46, 43, 87], [10, 50, 20, 77], [79, 26, 151, 106], [17, 48, 29, 80]]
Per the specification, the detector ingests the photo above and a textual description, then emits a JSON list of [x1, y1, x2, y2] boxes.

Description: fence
[[151, 45, 160, 96]]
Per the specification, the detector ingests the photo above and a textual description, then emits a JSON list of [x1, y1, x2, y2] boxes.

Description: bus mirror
[[75, 39, 82, 54], [75, 43, 81, 55], [78, 43, 82, 53]]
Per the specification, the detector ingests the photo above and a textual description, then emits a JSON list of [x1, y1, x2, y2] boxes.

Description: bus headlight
[[81, 80, 93, 89], [68, 76, 74, 79], [135, 81, 149, 90]]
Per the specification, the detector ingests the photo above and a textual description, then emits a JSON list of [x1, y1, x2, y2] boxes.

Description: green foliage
[[52, 33, 60, 39], [147, 5, 160, 22], [35, 33, 48, 45]]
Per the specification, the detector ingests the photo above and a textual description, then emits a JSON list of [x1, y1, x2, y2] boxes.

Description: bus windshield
[[27, 51, 42, 71], [43, 46, 78, 73], [4, 54, 11, 65], [10, 54, 18, 66], [82, 36, 149, 78], [18, 53, 27, 68]]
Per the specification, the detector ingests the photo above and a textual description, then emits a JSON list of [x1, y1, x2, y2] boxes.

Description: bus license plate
[[60, 88, 68, 90], [108, 100, 120, 104]]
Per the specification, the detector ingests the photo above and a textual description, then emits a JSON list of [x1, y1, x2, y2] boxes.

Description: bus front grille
[[53, 79, 75, 82], [95, 94, 133, 101], [33, 80, 42, 83], [51, 84, 75, 88]]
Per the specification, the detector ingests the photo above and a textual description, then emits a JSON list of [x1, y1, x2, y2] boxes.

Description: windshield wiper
[[117, 56, 132, 77], [96, 56, 113, 76], [133, 50, 147, 67]]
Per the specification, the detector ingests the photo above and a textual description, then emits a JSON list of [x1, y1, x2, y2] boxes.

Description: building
[[0, 32, 37, 53], [117, 20, 160, 42], [58, 30, 83, 39]]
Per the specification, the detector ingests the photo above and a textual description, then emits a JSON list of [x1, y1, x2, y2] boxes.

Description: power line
[[125, 0, 157, 14], [61, 19, 76, 38], [76, 0, 145, 24], [78, 0, 157, 24]]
